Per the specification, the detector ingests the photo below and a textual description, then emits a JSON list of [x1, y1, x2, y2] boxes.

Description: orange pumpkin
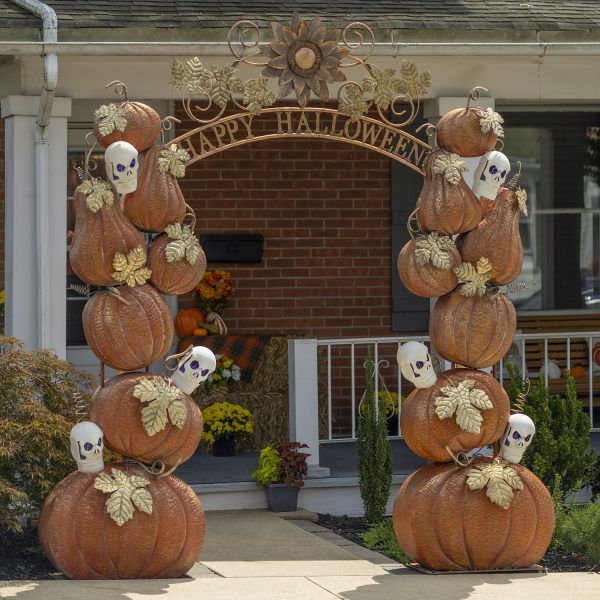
[[430, 287, 516, 368], [193, 327, 209, 336], [400, 369, 510, 462], [69, 183, 145, 286], [123, 145, 186, 232], [89, 373, 203, 467], [459, 187, 523, 285], [39, 464, 205, 579], [437, 106, 500, 157], [393, 458, 554, 571], [174, 308, 205, 338], [94, 101, 161, 152], [397, 235, 460, 298], [82, 284, 174, 371], [415, 151, 482, 235], [148, 232, 207, 295]]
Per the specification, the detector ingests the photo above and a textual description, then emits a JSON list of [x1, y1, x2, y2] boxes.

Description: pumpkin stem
[[466, 86, 488, 109], [416, 122, 437, 150], [161, 116, 182, 144], [444, 445, 473, 467], [127, 457, 182, 477], [84, 131, 100, 180], [106, 80, 129, 101]]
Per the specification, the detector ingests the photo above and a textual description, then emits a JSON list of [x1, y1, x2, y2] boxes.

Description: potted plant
[[202, 401, 254, 456], [252, 442, 310, 512]]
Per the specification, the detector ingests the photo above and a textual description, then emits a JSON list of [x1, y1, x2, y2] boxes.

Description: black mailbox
[[200, 233, 264, 263]]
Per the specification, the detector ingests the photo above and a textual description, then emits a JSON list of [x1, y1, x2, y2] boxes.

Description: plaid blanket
[[178, 335, 270, 381]]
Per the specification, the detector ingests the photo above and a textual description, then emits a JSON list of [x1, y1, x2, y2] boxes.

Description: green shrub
[[252, 446, 281, 485], [506, 365, 596, 498], [361, 518, 411, 564], [0, 337, 95, 531], [357, 356, 392, 523]]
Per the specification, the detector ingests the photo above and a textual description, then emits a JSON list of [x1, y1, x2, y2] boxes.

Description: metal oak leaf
[[171, 57, 213, 95], [397, 61, 432, 98], [210, 65, 243, 109], [133, 377, 187, 435], [454, 257, 492, 297], [339, 85, 369, 122], [112, 246, 151, 287], [164, 223, 201, 265], [94, 103, 127, 136], [158, 144, 191, 178], [434, 379, 493, 434], [93, 468, 152, 526], [243, 79, 277, 114], [77, 179, 114, 213], [432, 152, 467, 185], [414, 233, 456, 270], [517, 188, 528, 216], [363, 68, 401, 111], [467, 462, 523, 510], [479, 107, 504, 138]]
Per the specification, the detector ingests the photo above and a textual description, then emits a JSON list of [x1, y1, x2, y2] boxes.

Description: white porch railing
[[288, 333, 600, 469]]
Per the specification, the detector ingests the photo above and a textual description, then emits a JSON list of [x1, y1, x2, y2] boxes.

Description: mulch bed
[[0, 527, 55, 580], [317, 514, 598, 573]]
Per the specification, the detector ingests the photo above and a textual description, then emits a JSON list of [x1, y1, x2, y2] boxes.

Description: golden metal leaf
[[94, 103, 127, 136], [397, 60, 432, 98], [479, 107, 504, 138], [158, 144, 190, 178], [467, 461, 523, 510], [133, 377, 187, 435], [111, 245, 151, 288], [414, 233, 456, 270], [164, 224, 201, 266], [77, 179, 114, 213], [432, 152, 467, 185], [516, 188, 528, 216], [434, 379, 493, 434], [454, 257, 492, 297], [243, 78, 277, 114], [339, 85, 369, 122]]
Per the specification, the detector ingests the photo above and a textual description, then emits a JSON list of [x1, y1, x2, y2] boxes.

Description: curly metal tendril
[[466, 86, 489, 109], [227, 19, 268, 66], [105, 80, 129, 100], [340, 21, 375, 67]]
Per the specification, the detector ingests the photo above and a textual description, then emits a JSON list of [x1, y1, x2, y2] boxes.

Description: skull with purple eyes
[[499, 413, 536, 464], [472, 150, 511, 201], [69, 421, 104, 473], [170, 346, 217, 394], [397, 341, 437, 389], [104, 140, 139, 195]]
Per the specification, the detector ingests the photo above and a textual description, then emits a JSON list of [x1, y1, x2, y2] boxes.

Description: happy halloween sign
[[172, 108, 430, 174]]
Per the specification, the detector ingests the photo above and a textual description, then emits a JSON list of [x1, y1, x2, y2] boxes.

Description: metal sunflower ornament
[[259, 13, 348, 106]]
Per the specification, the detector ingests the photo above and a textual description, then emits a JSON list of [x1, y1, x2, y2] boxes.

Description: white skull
[[170, 346, 217, 394], [472, 151, 511, 200], [70, 421, 104, 473], [499, 413, 535, 464], [104, 141, 139, 194], [397, 341, 437, 388]]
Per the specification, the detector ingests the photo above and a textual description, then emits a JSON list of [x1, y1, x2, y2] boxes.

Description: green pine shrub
[[357, 356, 393, 523], [505, 364, 596, 499], [0, 337, 95, 531], [361, 518, 411, 564]]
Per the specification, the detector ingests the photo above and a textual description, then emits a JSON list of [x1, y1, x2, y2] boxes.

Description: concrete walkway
[[1, 509, 599, 599]]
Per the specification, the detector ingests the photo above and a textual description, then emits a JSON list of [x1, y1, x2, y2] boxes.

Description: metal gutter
[[10, 0, 58, 350]]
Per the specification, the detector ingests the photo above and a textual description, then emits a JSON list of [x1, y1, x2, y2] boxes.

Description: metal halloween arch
[[168, 15, 432, 175]]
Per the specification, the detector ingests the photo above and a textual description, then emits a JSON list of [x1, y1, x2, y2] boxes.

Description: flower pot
[[212, 436, 236, 457], [265, 484, 300, 512]]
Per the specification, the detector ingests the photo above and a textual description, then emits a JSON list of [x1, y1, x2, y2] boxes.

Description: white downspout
[[11, 1, 58, 349]]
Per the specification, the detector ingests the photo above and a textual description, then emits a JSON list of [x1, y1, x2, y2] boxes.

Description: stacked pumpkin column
[[39, 88, 213, 579], [393, 94, 555, 571]]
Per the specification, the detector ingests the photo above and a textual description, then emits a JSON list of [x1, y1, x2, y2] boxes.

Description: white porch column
[[2, 95, 71, 358], [288, 338, 330, 478]]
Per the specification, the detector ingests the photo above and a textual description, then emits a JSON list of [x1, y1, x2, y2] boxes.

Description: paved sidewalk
[[1, 509, 599, 599]]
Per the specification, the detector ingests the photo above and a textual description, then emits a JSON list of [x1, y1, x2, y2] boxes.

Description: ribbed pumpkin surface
[[69, 187, 145, 286], [437, 107, 498, 157], [429, 287, 516, 368], [123, 146, 186, 232], [39, 465, 205, 579], [393, 459, 554, 571], [459, 187, 523, 285], [94, 101, 161, 152], [89, 373, 203, 467], [400, 369, 510, 462], [416, 151, 482, 235], [82, 284, 174, 371], [148, 234, 207, 295]]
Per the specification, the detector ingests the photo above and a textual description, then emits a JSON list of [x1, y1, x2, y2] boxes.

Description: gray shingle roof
[[1, 1, 599, 32]]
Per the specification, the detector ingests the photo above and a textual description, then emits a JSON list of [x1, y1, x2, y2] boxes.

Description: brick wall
[[0, 116, 4, 316], [176, 102, 393, 338]]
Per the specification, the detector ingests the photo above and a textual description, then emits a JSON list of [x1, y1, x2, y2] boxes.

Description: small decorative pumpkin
[[174, 308, 206, 338], [123, 145, 187, 232], [400, 369, 510, 462], [415, 150, 482, 235], [82, 284, 174, 371], [39, 464, 205, 579], [429, 258, 516, 368], [393, 458, 554, 571], [149, 224, 207, 295], [437, 103, 504, 157], [69, 180, 145, 286], [459, 187, 527, 285], [397, 233, 460, 298], [89, 373, 203, 467], [93, 98, 161, 152]]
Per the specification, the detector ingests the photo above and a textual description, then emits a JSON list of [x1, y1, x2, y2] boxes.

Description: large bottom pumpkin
[[393, 459, 554, 571], [39, 464, 205, 579]]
